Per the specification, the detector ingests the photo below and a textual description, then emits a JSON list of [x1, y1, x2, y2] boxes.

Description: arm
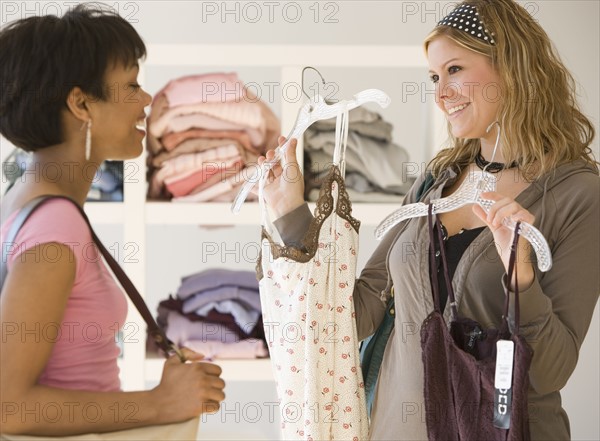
[[503, 174, 600, 395], [273, 203, 314, 249], [475, 172, 600, 395], [0, 243, 225, 436]]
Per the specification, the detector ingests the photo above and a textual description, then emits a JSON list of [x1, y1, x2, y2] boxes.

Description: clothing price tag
[[495, 340, 515, 390], [494, 340, 515, 429], [493, 386, 513, 429]]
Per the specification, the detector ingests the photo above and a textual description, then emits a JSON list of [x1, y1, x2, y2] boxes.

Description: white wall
[[1, 1, 598, 439]]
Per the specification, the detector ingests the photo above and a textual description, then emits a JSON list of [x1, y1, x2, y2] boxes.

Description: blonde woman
[[259, 0, 599, 439]]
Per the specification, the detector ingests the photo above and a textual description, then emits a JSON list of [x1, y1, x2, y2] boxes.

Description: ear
[[65, 86, 90, 122]]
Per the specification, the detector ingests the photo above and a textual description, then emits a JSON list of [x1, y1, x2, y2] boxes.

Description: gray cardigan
[[273, 160, 600, 440]]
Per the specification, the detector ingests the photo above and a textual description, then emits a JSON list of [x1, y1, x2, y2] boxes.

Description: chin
[[106, 149, 143, 162], [450, 127, 480, 140], [122, 142, 144, 160], [450, 128, 468, 139]]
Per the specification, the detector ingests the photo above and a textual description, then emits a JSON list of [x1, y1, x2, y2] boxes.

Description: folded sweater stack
[[147, 73, 280, 202], [157, 268, 267, 359]]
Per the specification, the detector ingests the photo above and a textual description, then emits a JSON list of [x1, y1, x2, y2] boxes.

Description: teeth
[[448, 103, 469, 115]]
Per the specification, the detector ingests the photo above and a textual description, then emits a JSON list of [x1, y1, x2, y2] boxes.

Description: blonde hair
[[424, 0, 598, 180]]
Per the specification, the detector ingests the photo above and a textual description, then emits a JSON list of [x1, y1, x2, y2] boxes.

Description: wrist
[[273, 199, 305, 220], [147, 387, 170, 424]]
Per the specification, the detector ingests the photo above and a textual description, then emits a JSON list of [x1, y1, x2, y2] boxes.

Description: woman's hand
[[153, 347, 226, 423], [254, 136, 305, 219], [472, 191, 536, 291]]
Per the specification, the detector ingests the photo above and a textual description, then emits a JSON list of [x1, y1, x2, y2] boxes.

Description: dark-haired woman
[[0, 5, 225, 436]]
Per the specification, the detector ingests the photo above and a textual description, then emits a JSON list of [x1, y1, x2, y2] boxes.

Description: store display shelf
[[144, 201, 402, 227], [85, 202, 125, 224], [146, 202, 261, 226], [144, 354, 274, 383]]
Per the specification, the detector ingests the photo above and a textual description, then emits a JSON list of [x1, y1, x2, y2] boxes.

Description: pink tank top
[[1, 199, 128, 391]]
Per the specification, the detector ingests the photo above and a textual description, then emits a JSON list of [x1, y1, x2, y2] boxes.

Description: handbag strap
[[427, 204, 459, 318], [0, 195, 180, 359], [427, 202, 522, 335], [503, 222, 521, 335]]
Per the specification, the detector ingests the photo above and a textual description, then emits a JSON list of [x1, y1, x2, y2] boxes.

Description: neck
[[26, 143, 100, 206], [479, 134, 505, 163]]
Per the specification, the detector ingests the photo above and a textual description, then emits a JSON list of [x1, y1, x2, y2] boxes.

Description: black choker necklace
[[475, 152, 518, 173]]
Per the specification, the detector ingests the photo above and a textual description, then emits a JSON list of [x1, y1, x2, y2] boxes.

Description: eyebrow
[[428, 58, 460, 74]]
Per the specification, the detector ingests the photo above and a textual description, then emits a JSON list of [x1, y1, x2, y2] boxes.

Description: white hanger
[[375, 122, 553, 272], [231, 87, 391, 214]]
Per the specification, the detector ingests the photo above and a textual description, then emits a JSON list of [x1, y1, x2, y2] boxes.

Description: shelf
[[85, 202, 125, 224], [144, 356, 274, 383], [146, 202, 260, 226], [85, 201, 402, 227], [146, 44, 427, 68], [319, 202, 402, 228], [145, 201, 402, 227]]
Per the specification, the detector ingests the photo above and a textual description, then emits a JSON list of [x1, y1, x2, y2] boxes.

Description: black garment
[[421, 209, 533, 441], [430, 223, 485, 311]]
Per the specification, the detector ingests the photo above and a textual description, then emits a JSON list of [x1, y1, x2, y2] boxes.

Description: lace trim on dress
[[256, 165, 360, 280]]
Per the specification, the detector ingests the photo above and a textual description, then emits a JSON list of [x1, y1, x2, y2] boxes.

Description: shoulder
[[540, 162, 600, 240], [11, 197, 92, 249], [546, 162, 599, 206]]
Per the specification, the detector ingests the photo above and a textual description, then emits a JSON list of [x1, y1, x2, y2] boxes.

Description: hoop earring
[[85, 120, 92, 161]]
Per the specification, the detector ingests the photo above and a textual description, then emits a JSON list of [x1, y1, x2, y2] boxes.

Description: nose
[[142, 89, 153, 107], [436, 76, 459, 105]]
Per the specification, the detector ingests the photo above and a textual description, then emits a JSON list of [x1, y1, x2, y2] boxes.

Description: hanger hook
[[301, 66, 326, 101], [483, 121, 501, 173]]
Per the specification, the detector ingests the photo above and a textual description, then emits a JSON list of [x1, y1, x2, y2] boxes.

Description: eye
[[129, 83, 142, 91], [448, 65, 462, 74], [429, 74, 439, 84]]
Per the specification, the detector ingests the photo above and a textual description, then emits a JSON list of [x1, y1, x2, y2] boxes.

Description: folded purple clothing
[[177, 268, 259, 299], [183, 338, 269, 359], [157, 295, 265, 341], [166, 311, 258, 345], [182, 285, 261, 313]]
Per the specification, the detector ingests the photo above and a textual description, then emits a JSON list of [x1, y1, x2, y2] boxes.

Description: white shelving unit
[[94, 44, 444, 439]]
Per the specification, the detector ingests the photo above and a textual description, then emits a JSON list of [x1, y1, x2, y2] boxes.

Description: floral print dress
[[257, 165, 369, 441]]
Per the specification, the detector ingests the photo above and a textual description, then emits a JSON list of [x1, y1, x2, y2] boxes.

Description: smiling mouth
[[135, 118, 146, 131], [447, 103, 470, 115]]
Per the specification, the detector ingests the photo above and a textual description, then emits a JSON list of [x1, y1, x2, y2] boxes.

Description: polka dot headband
[[437, 4, 496, 45]]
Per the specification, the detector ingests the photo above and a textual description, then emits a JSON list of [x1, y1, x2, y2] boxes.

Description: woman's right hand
[[153, 347, 226, 423], [255, 136, 305, 219]]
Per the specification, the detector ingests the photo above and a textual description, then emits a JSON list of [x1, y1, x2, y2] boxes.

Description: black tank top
[[430, 223, 486, 311]]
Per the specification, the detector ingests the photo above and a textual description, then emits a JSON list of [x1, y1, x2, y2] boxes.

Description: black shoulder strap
[[1, 195, 178, 359]]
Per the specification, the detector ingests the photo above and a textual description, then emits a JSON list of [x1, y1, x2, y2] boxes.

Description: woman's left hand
[[472, 191, 536, 291]]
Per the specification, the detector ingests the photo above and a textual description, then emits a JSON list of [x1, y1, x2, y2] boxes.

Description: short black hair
[[0, 3, 146, 151]]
